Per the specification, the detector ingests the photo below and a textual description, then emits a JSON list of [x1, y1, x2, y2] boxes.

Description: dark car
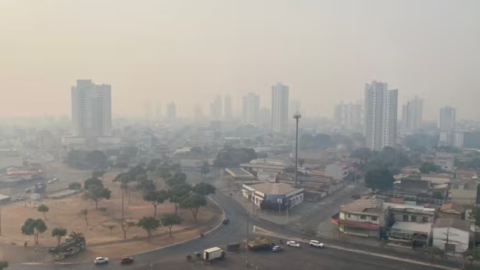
[[120, 257, 134, 265], [222, 217, 229, 225]]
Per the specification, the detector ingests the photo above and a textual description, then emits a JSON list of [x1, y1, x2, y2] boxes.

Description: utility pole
[[246, 214, 249, 268], [293, 113, 301, 188]]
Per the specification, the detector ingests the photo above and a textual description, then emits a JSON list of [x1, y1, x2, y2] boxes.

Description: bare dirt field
[[0, 171, 222, 263]]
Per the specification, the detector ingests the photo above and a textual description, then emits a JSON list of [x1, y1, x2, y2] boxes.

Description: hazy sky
[[1, 0, 479, 120]]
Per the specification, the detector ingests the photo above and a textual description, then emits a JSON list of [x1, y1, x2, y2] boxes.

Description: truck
[[203, 247, 225, 261], [247, 236, 273, 251]]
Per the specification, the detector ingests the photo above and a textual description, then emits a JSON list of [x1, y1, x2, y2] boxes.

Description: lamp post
[[293, 113, 301, 188]]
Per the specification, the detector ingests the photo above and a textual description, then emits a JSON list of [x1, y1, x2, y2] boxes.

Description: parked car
[[272, 245, 283, 252], [222, 217, 229, 225], [47, 178, 59, 184], [309, 240, 325, 248], [286, 241, 300, 248], [120, 257, 134, 265], [94, 257, 109, 265]]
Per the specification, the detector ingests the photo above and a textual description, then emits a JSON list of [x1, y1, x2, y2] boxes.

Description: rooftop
[[341, 197, 383, 214], [434, 218, 473, 232], [440, 203, 465, 214], [225, 168, 255, 178], [249, 182, 301, 195], [391, 222, 432, 234], [383, 203, 436, 214]]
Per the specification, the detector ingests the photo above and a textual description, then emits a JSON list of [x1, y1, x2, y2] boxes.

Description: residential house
[[325, 162, 349, 181], [449, 180, 478, 205], [433, 218, 474, 256], [434, 153, 455, 172], [438, 203, 465, 220], [338, 198, 386, 238]]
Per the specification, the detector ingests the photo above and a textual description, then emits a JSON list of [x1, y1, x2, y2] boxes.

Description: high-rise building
[[71, 79, 112, 137], [167, 102, 177, 121], [271, 83, 290, 134], [209, 95, 223, 120], [333, 101, 364, 131], [242, 93, 260, 125], [401, 97, 423, 131], [439, 106, 456, 131], [224, 95, 233, 120], [364, 81, 398, 151]]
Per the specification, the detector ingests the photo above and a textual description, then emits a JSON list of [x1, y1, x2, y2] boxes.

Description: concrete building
[[384, 203, 436, 224], [434, 153, 455, 172], [0, 149, 23, 170], [338, 198, 385, 237], [325, 162, 349, 181], [242, 93, 260, 125], [438, 203, 465, 220], [439, 107, 456, 131], [36, 130, 55, 152], [433, 218, 473, 256], [167, 102, 177, 121], [242, 182, 304, 208], [333, 101, 364, 131], [71, 80, 112, 137], [401, 97, 423, 131], [449, 180, 478, 205], [271, 83, 289, 134], [260, 107, 271, 128], [364, 81, 398, 151], [224, 94, 233, 120]]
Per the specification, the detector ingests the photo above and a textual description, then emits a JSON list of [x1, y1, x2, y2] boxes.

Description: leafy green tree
[[365, 168, 395, 191], [37, 204, 49, 220], [156, 164, 172, 179], [21, 218, 47, 245], [169, 184, 191, 216], [405, 134, 439, 152], [420, 162, 441, 174], [86, 150, 108, 169], [68, 182, 82, 190], [144, 190, 169, 217], [51, 228, 67, 246], [84, 177, 103, 190], [299, 133, 331, 151], [180, 193, 206, 220], [82, 186, 111, 210], [137, 178, 156, 194], [214, 147, 257, 168], [135, 174, 148, 186], [161, 214, 181, 237], [469, 207, 480, 226], [0, 260, 8, 270], [80, 209, 89, 226], [193, 182, 216, 198], [350, 147, 372, 161], [92, 171, 106, 179], [200, 162, 210, 178], [166, 172, 187, 187], [137, 217, 160, 240]]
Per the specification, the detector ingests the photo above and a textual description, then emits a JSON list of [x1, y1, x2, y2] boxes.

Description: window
[[422, 217, 429, 222], [360, 215, 366, 220], [403, 215, 409, 221], [371, 216, 377, 221], [411, 215, 417, 222]]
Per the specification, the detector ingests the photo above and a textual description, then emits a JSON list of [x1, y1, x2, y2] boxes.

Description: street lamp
[[293, 113, 301, 188]]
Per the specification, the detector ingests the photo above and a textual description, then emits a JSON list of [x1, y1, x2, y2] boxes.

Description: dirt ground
[[0, 171, 222, 263]]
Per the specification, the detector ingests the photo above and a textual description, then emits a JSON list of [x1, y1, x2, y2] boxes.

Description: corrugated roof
[[440, 203, 465, 214]]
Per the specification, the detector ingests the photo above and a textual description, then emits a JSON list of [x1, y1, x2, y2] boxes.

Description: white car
[[286, 241, 300, 248], [94, 257, 109, 265], [309, 240, 325, 248], [47, 178, 59, 184]]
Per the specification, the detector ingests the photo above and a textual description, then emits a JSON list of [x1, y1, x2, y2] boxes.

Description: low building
[[449, 180, 478, 205], [384, 203, 436, 224], [434, 153, 455, 172], [325, 162, 349, 181], [438, 203, 465, 220], [242, 182, 304, 208], [225, 168, 255, 181], [433, 218, 474, 256], [388, 222, 432, 248], [338, 198, 385, 238], [0, 149, 23, 170], [179, 159, 203, 172], [240, 159, 289, 175]]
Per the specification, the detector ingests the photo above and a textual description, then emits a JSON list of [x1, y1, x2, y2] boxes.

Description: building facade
[[439, 107, 456, 131], [364, 81, 398, 151], [333, 101, 364, 131], [210, 95, 223, 121], [71, 80, 112, 137], [325, 162, 349, 181], [242, 93, 260, 125], [401, 97, 423, 131], [338, 198, 385, 238], [271, 83, 289, 134], [433, 218, 472, 256]]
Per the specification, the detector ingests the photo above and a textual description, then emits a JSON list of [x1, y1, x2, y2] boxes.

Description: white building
[[242, 182, 304, 208], [334, 101, 364, 131], [401, 97, 423, 131], [167, 102, 177, 121], [439, 107, 456, 131], [325, 162, 349, 181], [433, 218, 473, 256], [242, 93, 260, 125], [224, 94, 233, 120], [71, 80, 112, 137], [271, 83, 289, 134], [364, 81, 398, 151], [434, 153, 455, 172]]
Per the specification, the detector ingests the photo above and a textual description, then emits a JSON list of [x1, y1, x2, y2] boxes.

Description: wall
[[342, 212, 380, 225], [325, 164, 347, 180], [433, 227, 470, 256]]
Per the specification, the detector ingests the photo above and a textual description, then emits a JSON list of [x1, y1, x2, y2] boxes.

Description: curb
[[20, 196, 226, 266]]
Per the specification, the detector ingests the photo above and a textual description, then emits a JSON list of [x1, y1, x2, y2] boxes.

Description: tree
[[169, 184, 191, 216], [469, 207, 480, 226], [118, 220, 136, 239], [180, 193, 206, 220], [68, 182, 82, 190], [299, 133, 331, 151], [144, 190, 169, 217], [37, 204, 49, 220], [166, 172, 187, 187], [51, 228, 67, 246], [420, 162, 441, 174], [161, 214, 181, 237], [147, 158, 162, 172], [135, 174, 148, 187], [299, 159, 305, 168], [137, 217, 160, 240], [0, 261, 8, 270], [92, 170, 106, 179], [84, 177, 103, 190], [350, 147, 372, 161], [193, 182, 216, 198], [21, 218, 47, 245], [86, 150, 108, 169], [137, 178, 156, 194], [156, 164, 172, 180], [107, 225, 116, 235], [200, 162, 210, 178], [82, 186, 111, 210], [365, 168, 395, 191], [80, 209, 89, 226], [214, 148, 257, 168]]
